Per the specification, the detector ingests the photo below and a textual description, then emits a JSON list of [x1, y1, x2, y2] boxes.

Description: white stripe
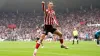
[[0, 50, 68, 56], [38, 52, 68, 56]]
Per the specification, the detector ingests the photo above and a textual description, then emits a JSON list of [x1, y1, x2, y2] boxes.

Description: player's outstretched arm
[[42, 1, 46, 14]]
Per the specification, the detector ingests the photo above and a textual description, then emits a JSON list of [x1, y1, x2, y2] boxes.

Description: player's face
[[48, 3, 53, 9]]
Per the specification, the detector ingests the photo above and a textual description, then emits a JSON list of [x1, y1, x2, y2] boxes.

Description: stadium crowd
[[0, 8, 100, 41]]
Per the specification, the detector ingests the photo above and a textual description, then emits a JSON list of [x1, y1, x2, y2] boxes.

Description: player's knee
[[41, 34, 46, 39], [59, 33, 62, 37]]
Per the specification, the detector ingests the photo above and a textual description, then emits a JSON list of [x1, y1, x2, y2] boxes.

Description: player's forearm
[[54, 16, 59, 26], [42, 1, 46, 12]]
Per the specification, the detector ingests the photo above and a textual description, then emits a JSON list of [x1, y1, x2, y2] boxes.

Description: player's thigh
[[95, 35, 98, 39], [53, 30, 62, 37], [40, 34, 46, 40]]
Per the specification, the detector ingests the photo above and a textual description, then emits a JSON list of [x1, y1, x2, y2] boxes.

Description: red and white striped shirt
[[44, 9, 59, 25]]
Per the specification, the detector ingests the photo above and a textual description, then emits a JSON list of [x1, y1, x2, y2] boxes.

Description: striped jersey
[[44, 9, 59, 25]]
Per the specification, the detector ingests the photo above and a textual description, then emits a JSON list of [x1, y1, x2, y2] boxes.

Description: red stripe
[[49, 12, 51, 25], [47, 13, 49, 25], [44, 14, 46, 25], [49, 11, 51, 25], [48, 13, 50, 25]]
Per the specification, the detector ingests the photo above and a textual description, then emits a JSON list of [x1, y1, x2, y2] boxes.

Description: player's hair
[[47, 1, 53, 5]]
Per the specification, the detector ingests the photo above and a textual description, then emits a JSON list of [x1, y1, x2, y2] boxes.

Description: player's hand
[[55, 25, 60, 29], [56, 25, 60, 27], [56, 26, 61, 30], [42, 1, 45, 4]]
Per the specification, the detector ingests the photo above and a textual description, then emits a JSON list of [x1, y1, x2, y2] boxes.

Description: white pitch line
[[0, 50, 31, 52], [38, 52, 68, 56], [0, 50, 68, 56]]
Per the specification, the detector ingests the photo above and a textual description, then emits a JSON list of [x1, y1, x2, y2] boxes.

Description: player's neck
[[48, 8, 52, 11]]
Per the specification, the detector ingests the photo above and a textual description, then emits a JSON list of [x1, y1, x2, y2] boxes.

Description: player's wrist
[[56, 25, 60, 28], [57, 25, 60, 27]]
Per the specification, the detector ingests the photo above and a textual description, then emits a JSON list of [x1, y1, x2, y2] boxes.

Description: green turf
[[0, 41, 100, 56]]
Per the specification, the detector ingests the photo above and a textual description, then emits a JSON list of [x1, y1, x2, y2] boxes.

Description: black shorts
[[36, 38, 40, 40], [48, 37, 52, 38], [95, 34, 98, 39], [43, 25, 57, 35], [95, 34, 100, 39], [74, 36, 78, 39]]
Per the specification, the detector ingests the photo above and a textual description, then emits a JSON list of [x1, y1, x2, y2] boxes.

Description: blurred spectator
[[0, 8, 100, 41]]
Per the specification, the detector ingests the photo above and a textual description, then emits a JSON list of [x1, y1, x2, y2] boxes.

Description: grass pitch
[[0, 41, 100, 56]]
